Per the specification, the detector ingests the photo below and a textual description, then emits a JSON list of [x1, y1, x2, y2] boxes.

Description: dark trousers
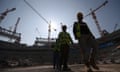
[[79, 35, 98, 64], [60, 44, 69, 69], [53, 51, 60, 69]]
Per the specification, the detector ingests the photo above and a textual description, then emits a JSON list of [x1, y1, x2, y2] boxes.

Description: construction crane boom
[[24, 0, 52, 47], [85, 0, 108, 37], [0, 8, 16, 24], [85, 0, 108, 17], [93, 1, 108, 13], [24, 0, 49, 24]]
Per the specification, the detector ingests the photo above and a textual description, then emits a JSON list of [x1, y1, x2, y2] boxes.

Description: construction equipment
[[85, 0, 108, 37], [0, 8, 21, 43], [13, 17, 20, 34], [8, 17, 21, 43], [24, 0, 52, 47], [113, 23, 118, 32], [0, 8, 16, 24]]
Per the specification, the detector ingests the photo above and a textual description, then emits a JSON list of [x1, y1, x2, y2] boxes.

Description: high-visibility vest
[[53, 39, 60, 52], [75, 23, 81, 39], [53, 44, 60, 52], [59, 32, 71, 45]]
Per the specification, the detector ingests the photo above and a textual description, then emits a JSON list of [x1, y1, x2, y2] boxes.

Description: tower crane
[[0, 8, 21, 43], [85, 0, 108, 37], [9, 17, 20, 42], [13, 17, 21, 43], [0, 8, 16, 24], [24, 0, 52, 47], [13, 17, 20, 34]]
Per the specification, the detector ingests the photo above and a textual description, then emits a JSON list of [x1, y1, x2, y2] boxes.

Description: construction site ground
[[0, 64, 120, 72]]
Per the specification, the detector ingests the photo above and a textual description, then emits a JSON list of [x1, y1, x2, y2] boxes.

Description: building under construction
[[0, 1, 120, 71], [0, 24, 120, 67]]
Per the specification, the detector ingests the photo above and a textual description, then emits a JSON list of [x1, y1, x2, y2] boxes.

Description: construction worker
[[52, 38, 60, 70], [73, 12, 99, 71], [58, 25, 73, 71]]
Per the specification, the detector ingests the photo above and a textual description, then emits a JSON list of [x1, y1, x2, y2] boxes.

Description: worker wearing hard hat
[[58, 25, 73, 71], [73, 12, 99, 71]]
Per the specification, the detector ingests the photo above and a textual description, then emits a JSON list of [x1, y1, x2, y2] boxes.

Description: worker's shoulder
[[74, 21, 87, 26], [82, 21, 87, 24], [73, 21, 78, 25], [59, 32, 70, 35]]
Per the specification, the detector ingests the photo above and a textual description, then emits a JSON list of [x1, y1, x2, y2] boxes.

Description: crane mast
[[85, 0, 108, 37], [9, 17, 20, 42], [13, 17, 20, 34]]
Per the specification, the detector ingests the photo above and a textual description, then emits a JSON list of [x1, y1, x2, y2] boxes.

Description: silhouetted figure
[[58, 25, 73, 71], [53, 39, 60, 70], [73, 12, 99, 71]]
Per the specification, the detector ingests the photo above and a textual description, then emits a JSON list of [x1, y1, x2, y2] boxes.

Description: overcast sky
[[0, 0, 120, 45]]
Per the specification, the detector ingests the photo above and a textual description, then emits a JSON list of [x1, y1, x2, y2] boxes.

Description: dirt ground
[[0, 64, 120, 72]]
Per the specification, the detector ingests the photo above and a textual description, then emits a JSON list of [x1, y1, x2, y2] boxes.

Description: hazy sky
[[0, 0, 120, 45]]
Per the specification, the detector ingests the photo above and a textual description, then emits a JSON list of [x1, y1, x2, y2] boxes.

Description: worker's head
[[77, 12, 83, 21], [62, 25, 67, 32]]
